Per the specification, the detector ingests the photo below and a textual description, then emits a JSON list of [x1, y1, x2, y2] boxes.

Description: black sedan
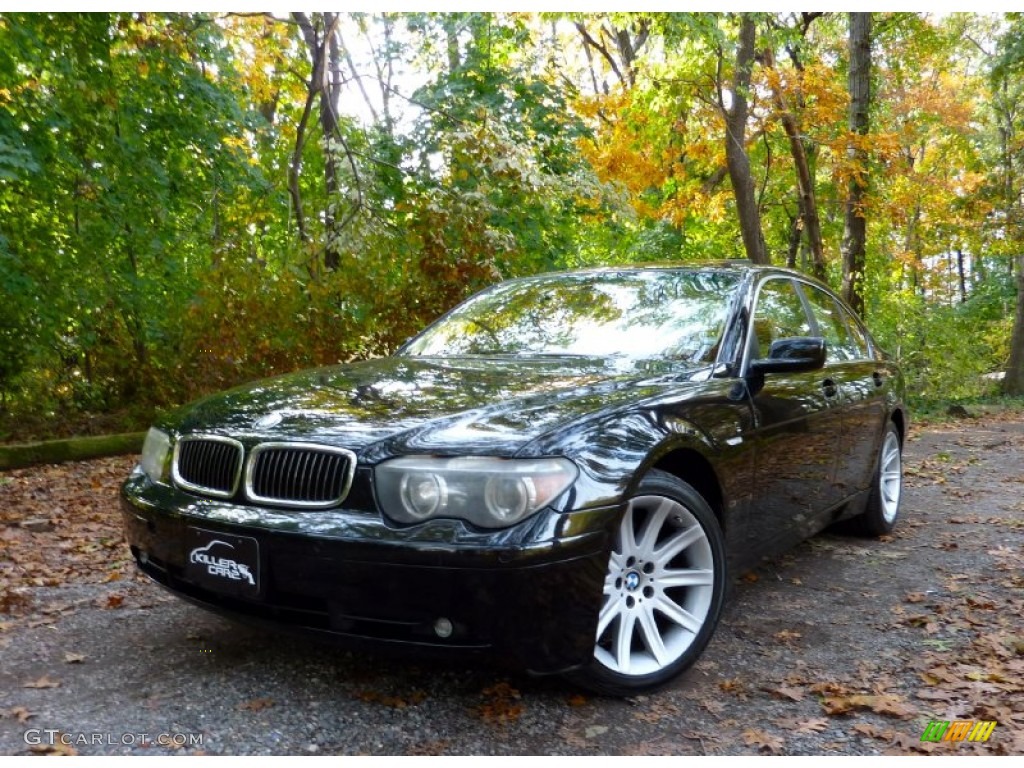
[[121, 263, 906, 695]]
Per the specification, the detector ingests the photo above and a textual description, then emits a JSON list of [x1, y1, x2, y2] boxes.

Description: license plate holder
[[184, 527, 261, 599]]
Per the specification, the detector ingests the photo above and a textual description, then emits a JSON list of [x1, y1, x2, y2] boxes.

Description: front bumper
[[120, 473, 617, 674]]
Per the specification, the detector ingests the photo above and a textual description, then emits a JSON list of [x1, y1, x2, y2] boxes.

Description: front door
[[742, 277, 843, 557]]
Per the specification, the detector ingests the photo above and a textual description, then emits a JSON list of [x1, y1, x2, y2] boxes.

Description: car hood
[[171, 355, 706, 459]]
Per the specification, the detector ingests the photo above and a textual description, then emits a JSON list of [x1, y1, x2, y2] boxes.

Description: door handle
[[872, 371, 884, 388], [822, 378, 838, 398]]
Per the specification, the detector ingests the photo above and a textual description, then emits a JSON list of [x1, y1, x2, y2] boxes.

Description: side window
[[750, 279, 813, 360], [802, 285, 858, 362], [839, 305, 872, 359]]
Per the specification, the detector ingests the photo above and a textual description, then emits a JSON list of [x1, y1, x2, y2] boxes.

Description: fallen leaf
[[905, 592, 927, 603], [64, 652, 86, 664], [354, 689, 426, 709], [701, 698, 726, 715], [774, 629, 803, 643], [719, 678, 743, 693], [794, 717, 829, 734], [22, 675, 60, 689], [584, 725, 608, 739], [742, 728, 783, 754], [476, 682, 522, 725], [853, 723, 883, 738], [822, 693, 915, 718], [769, 685, 806, 702], [106, 594, 124, 609], [3, 706, 34, 723], [566, 694, 588, 707], [30, 741, 77, 756], [239, 697, 274, 712]]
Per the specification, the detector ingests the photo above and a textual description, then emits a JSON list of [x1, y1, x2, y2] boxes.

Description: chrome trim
[[171, 435, 245, 499], [244, 442, 357, 509]]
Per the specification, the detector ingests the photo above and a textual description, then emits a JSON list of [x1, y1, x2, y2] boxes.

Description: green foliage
[[0, 11, 1022, 438]]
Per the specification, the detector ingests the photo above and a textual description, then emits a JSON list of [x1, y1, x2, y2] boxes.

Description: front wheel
[[567, 470, 727, 696]]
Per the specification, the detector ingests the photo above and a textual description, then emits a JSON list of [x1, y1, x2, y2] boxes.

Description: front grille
[[172, 436, 244, 498], [245, 443, 356, 508]]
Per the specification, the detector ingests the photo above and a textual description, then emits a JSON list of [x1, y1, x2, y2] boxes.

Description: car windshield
[[402, 269, 741, 363]]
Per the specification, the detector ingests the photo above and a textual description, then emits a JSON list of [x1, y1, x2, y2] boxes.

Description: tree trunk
[[956, 248, 967, 303], [293, 13, 344, 272], [765, 49, 825, 280], [1004, 253, 1024, 395], [725, 14, 768, 265], [841, 12, 871, 317], [786, 212, 801, 269]]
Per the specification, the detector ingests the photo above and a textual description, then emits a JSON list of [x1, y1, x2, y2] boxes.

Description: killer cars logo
[[189, 540, 255, 585]]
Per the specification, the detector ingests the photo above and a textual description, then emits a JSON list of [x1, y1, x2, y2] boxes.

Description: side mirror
[[749, 336, 826, 376]]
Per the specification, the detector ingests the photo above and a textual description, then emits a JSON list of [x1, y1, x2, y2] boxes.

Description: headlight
[[139, 427, 171, 484], [375, 456, 578, 528]]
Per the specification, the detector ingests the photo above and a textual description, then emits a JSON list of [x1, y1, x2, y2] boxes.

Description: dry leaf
[[30, 741, 77, 756], [742, 728, 784, 754], [22, 675, 60, 689], [794, 717, 829, 734], [64, 652, 86, 664], [239, 697, 274, 711], [106, 594, 125, 609], [4, 706, 35, 723], [354, 688, 426, 709], [853, 723, 892, 740], [770, 685, 805, 702], [476, 682, 523, 725], [822, 693, 914, 718], [701, 698, 726, 715]]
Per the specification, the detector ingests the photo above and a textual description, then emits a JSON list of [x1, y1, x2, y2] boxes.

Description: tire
[[848, 422, 903, 537], [567, 470, 727, 696]]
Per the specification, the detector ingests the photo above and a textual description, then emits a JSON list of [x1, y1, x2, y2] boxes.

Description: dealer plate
[[184, 527, 260, 599]]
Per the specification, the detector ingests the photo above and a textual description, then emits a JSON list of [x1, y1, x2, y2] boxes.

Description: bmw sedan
[[121, 263, 906, 695]]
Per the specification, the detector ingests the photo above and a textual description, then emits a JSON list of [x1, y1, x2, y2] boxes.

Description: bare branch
[[575, 22, 626, 87]]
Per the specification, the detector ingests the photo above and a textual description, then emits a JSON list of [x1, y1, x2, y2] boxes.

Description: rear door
[[800, 282, 888, 501]]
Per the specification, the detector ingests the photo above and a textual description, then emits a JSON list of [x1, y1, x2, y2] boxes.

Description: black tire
[[848, 422, 903, 537], [567, 470, 727, 696]]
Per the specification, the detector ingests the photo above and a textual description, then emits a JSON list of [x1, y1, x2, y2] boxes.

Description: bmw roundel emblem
[[254, 412, 283, 429], [624, 571, 641, 592]]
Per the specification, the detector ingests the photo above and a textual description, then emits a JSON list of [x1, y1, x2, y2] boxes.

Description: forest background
[[2, 11, 1024, 443]]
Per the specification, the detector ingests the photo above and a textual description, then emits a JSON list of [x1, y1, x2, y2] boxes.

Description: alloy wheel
[[879, 430, 902, 524], [594, 494, 716, 677]]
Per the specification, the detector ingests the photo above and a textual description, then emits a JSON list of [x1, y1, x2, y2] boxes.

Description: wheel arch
[[890, 407, 907, 446], [650, 448, 725, 531]]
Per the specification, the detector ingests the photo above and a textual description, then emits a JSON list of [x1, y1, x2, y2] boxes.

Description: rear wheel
[[568, 470, 726, 696], [849, 422, 903, 537]]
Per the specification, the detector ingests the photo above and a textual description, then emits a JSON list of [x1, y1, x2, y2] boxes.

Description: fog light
[[433, 617, 453, 639]]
